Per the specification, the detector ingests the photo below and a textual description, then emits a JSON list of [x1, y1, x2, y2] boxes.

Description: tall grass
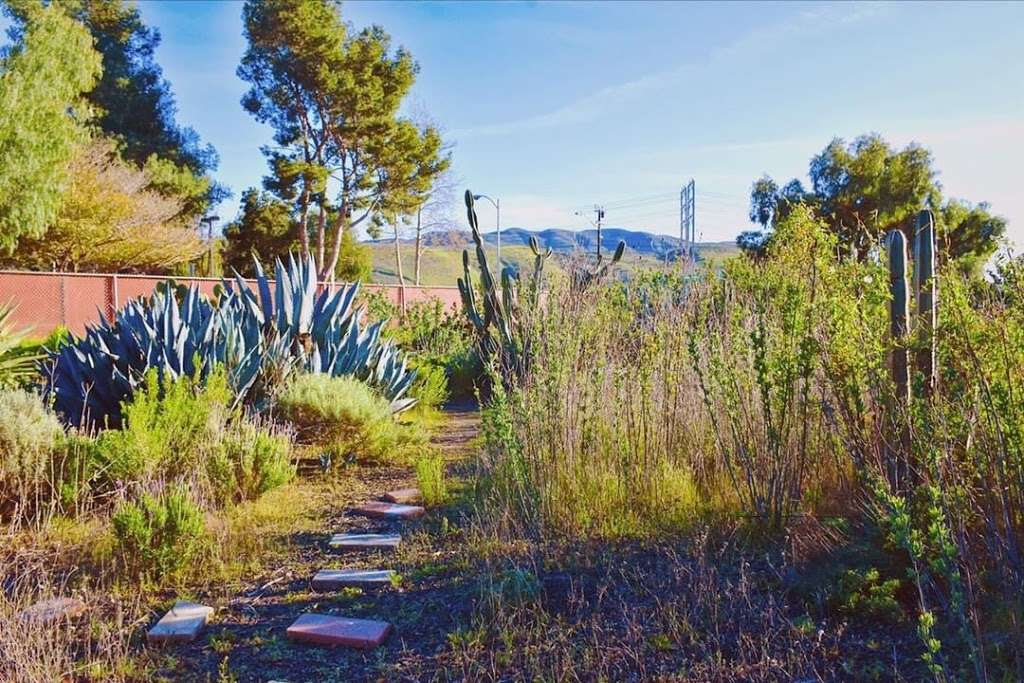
[[475, 206, 1024, 676], [477, 270, 716, 539]]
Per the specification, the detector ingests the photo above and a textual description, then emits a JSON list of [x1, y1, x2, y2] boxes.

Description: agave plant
[[224, 253, 417, 412], [45, 253, 417, 428]]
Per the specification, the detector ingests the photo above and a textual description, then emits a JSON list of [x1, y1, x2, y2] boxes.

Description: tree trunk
[[393, 222, 406, 315], [315, 198, 327, 276], [297, 184, 311, 259], [320, 208, 346, 281], [414, 208, 422, 286]]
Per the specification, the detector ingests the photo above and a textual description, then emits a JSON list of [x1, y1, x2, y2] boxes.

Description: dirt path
[[159, 405, 481, 683]]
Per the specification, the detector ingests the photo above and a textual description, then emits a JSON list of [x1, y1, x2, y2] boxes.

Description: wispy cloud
[[453, 2, 891, 140]]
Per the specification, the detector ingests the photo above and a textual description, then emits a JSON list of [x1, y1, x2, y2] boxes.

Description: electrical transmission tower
[[679, 179, 695, 261]]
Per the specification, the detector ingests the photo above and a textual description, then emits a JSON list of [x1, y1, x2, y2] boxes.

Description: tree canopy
[[0, 3, 100, 251], [5, 0, 224, 216], [238, 0, 450, 279], [222, 189, 299, 276], [743, 134, 1006, 269], [1, 138, 205, 273]]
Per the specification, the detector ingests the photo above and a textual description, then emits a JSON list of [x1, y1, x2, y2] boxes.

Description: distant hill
[[366, 227, 739, 286], [376, 227, 736, 259]]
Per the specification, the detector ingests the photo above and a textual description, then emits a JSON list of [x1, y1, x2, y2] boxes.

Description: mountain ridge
[[367, 227, 735, 259]]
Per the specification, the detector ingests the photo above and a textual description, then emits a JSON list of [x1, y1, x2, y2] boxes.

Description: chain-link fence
[[0, 270, 461, 337]]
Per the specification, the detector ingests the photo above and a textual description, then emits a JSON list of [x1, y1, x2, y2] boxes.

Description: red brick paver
[[285, 613, 393, 649], [382, 488, 421, 504]]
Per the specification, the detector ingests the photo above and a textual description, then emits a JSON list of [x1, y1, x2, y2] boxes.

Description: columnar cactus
[[887, 229, 911, 406], [913, 210, 937, 398], [885, 208, 939, 490], [458, 191, 523, 378]]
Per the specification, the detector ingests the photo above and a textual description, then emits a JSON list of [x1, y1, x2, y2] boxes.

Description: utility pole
[[679, 179, 695, 261], [574, 205, 606, 261], [201, 214, 219, 276]]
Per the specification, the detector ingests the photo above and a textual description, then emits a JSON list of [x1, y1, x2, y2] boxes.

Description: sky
[[24, 1, 1024, 244]]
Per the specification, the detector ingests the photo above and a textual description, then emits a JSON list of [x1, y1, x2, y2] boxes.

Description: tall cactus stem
[[887, 228, 912, 490], [888, 229, 911, 405], [913, 209, 937, 399]]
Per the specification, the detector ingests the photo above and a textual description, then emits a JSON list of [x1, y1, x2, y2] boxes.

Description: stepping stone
[[18, 597, 86, 625], [312, 569, 395, 591], [286, 613, 392, 649], [329, 533, 401, 551], [147, 600, 214, 644], [382, 487, 421, 504], [351, 501, 425, 521]]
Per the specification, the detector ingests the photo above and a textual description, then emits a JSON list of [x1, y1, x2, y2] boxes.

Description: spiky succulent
[[46, 253, 416, 428]]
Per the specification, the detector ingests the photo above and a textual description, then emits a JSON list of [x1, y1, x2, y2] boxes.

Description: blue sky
[[24, 2, 1024, 243]]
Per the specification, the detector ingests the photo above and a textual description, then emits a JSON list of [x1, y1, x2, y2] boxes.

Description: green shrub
[[112, 485, 205, 581], [277, 373, 421, 463], [96, 368, 232, 487], [408, 361, 449, 411], [415, 453, 447, 505], [335, 226, 372, 283], [0, 389, 64, 515], [207, 421, 294, 506], [366, 296, 481, 403], [445, 347, 484, 401]]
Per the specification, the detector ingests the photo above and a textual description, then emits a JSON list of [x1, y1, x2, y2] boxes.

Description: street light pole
[[473, 194, 500, 267], [201, 214, 219, 276]]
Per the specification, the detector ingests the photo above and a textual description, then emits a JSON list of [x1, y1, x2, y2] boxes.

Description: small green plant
[[481, 568, 540, 609], [649, 633, 673, 652], [415, 453, 447, 506], [407, 361, 448, 411], [51, 433, 101, 514], [0, 302, 43, 389], [832, 567, 903, 624], [111, 485, 206, 581], [206, 421, 294, 506], [0, 388, 64, 517], [277, 373, 422, 463]]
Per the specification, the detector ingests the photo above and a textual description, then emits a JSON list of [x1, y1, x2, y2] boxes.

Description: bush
[[207, 421, 294, 506], [0, 303, 44, 389], [277, 373, 422, 463], [408, 361, 448, 411], [445, 347, 484, 401], [96, 368, 232, 489], [415, 453, 447, 506], [112, 485, 205, 581], [0, 389, 64, 516], [832, 567, 903, 624], [335, 226, 372, 283], [94, 368, 295, 509]]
